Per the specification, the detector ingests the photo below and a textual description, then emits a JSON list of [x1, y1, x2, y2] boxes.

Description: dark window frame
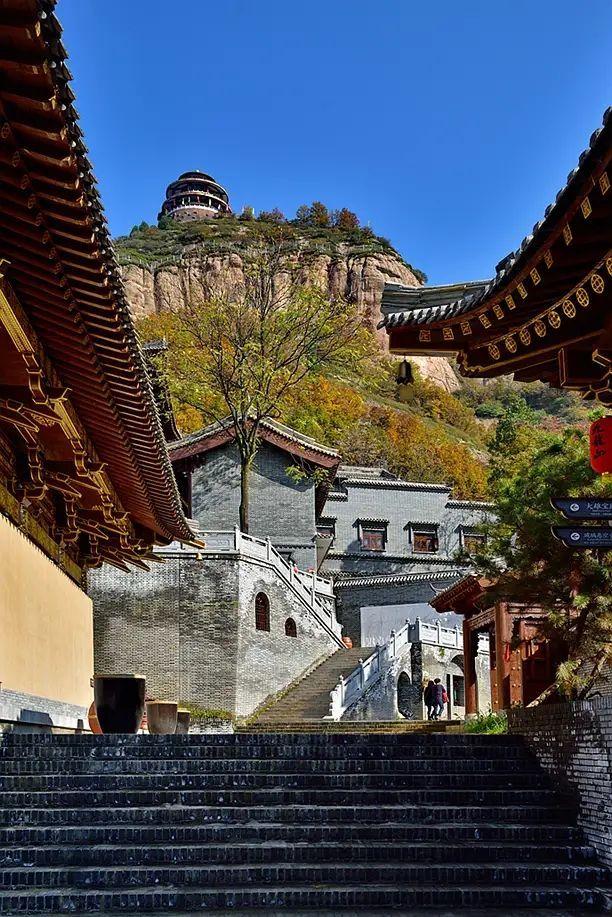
[[316, 518, 336, 542], [284, 617, 297, 638], [462, 531, 486, 554], [411, 528, 439, 554], [359, 522, 387, 553], [255, 592, 270, 632]]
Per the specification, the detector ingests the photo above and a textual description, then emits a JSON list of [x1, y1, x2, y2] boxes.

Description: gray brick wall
[[335, 575, 460, 646], [0, 690, 89, 734], [192, 442, 317, 569], [322, 480, 491, 576], [90, 547, 336, 717], [91, 552, 240, 712], [509, 697, 612, 866]]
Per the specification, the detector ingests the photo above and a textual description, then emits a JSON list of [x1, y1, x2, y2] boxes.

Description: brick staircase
[[252, 647, 375, 724], [0, 732, 610, 913]]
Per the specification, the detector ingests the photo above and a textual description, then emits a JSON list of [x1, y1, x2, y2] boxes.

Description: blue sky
[[59, 1, 611, 284]]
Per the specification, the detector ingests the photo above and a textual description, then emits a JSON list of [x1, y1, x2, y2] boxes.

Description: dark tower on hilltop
[[159, 171, 231, 223]]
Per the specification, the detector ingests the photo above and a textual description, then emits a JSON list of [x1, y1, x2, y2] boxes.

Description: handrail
[[327, 616, 470, 719], [199, 528, 343, 647]]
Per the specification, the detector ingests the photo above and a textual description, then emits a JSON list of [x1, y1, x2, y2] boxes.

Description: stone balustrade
[[197, 529, 342, 645], [327, 616, 488, 719]]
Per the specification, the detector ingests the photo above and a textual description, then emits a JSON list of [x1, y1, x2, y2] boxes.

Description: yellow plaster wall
[[0, 514, 93, 708]]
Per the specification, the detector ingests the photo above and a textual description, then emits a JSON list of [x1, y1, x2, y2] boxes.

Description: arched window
[[284, 617, 297, 638], [255, 592, 270, 631]]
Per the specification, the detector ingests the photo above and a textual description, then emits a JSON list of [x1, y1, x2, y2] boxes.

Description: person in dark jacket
[[432, 678, 446, 720], [424, 680, 435, 720]]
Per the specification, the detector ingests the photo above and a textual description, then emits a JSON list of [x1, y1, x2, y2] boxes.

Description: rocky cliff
[[117, 225, 459, 393]]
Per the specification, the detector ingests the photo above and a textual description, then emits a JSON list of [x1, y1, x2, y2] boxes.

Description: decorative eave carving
[[0, 268, 157, 568]]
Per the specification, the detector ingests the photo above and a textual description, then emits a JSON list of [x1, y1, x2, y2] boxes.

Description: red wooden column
[[494, 602, 508, 710], [464, 620, 478, 716]]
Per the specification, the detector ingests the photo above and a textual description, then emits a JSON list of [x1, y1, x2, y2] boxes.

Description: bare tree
[[150, 230, 362, 532]]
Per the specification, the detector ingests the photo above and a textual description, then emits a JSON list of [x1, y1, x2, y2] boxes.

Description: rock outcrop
[[121, 244, 459, 393]]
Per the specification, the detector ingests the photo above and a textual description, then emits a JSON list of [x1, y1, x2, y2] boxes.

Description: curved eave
[[0, 0, 193, 543], [385, 110, 612, 397]]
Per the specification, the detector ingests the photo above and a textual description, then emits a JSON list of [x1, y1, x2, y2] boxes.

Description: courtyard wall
[[0, 515, 93, 713], [90, 546, 337, 717], [509, 697, 612, 867]]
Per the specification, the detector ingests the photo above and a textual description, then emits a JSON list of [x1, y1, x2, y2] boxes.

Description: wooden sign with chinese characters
[[552, 526, 612, 549], [551, 497, 612, 520], [590, 416, 612, 474]]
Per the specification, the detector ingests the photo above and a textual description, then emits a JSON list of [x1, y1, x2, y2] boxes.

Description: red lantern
[[590, 416, 612, 474]]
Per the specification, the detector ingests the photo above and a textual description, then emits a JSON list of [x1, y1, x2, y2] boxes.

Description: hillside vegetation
[[127, 210, 590, 501], [115, 212, 427, 282], [139, 307, 489, 499]]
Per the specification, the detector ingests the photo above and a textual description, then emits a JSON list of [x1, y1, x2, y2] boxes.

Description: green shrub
[[464, 710, 508, 734], [178, 703, 235, 723]]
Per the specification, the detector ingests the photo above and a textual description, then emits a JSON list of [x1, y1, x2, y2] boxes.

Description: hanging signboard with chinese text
[[552, 526, 612, 550], [551, 498, 612, 520]]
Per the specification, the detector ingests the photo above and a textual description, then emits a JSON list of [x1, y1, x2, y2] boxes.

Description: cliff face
[[121, 243, 459, 393]]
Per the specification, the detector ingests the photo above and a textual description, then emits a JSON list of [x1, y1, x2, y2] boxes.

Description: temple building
[[89, 417, 344, 717], [158, 170, 232, 223], [380, 108, 611, 403], [320, 466, 493, 645], [431, 576, 567, 714], [169, 417, 341, 570], [0, 0, 192, 731]]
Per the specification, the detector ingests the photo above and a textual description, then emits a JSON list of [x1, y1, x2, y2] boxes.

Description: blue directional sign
[[551, 498, 612, 520], [552, 526, 612, 549]]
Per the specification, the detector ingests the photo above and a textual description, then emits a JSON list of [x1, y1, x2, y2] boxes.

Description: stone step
[[0, 771, 551, 791], [0, 756, 543, 776], [1, 861, 607, 890], [0, 883, 605, 913], [0, 820, 583, 848], [0, 732, 522, 747], [0, 742, 533, 761], [3, 804, 573, 828], [0, 786, 565, 809], [0, 840, 598, 869]]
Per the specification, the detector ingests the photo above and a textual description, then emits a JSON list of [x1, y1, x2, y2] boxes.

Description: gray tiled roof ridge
[[333, 570, 462, 588], [380, 106, 611, 330], [336, 478, 452, 491], [170, 414, 340, 459], [326, 552, 462, 564], [447, 498, 495, 509], [338, 465, 399, 479]]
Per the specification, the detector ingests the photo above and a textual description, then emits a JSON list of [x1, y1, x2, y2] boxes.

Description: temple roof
[[0, 0, 193, 544], [169, 416, 341, 515], [382, 281, 489, 328], [382, 108, 612, 402], [170, 416, 340, 464]]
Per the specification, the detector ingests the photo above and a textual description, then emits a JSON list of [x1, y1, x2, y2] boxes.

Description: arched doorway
[[397, 671, 413, 719], [284, 617, 297, 638]]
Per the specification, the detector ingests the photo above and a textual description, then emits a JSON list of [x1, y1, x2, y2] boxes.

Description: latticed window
[[413, 530, 438, 553], [463, 533, 486, 554], [255, 592, 270, 631], [360, 524, 386, 552], [284, 617, 297, 638]]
